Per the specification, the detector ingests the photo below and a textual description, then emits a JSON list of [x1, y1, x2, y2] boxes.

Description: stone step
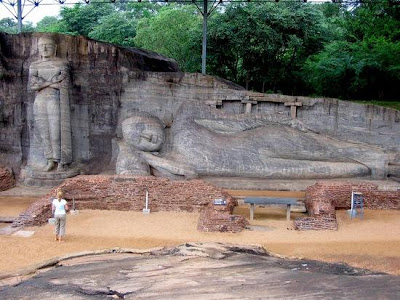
[[30, 169, 80, 180], [0, 217, 14, 223], [21, 167, 80, 187], [226, 189, 305, 199], [23, 177, 66, 188]]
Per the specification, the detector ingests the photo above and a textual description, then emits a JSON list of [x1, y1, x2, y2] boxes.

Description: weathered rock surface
[[1, 33, 399, 186], [124, 102, 389, 180], [0, 243, 399, 299], [0, 32, 179, 180]]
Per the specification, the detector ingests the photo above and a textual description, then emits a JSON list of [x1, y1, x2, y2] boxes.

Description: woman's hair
[[57, 190, 64, 198]]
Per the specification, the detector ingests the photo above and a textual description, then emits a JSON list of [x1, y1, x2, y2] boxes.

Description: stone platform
[[0, 243, 399, 299], [207, 176, 400, 191], [20, 168, 80, 187]]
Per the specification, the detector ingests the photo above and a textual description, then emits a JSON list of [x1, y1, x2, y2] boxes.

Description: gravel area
[[0, 193, 399, 276]]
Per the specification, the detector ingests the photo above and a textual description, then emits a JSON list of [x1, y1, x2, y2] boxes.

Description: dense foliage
[[304, 1, 400, 100], [207, 3, 329, 94], [134, 4, 202, 72], [1, 0, 399, 101], [0, 17, 34, 33]]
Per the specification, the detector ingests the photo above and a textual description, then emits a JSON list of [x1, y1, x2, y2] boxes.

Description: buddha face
[[122, 115, 165, 152], [38, 37, 56, 58]]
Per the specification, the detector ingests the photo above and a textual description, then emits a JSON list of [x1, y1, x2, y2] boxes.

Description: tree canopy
[[207, 3, 329, 94], [0, 17, 34, 33], [134, 4, 202, 72], [303, 1, 400, 100], [1, 0, 399, 101]]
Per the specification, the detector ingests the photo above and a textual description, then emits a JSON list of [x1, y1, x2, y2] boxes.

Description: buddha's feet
[[43, 160, 55, 172], [57, 163, 68, 172]]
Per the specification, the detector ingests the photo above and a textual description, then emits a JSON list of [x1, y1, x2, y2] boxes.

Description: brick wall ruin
[[0, 166, 15, 191], [294, 181, 400, 230], [12, 175, 247, 232], [293, 217, 338, 231], [197, 200, 249, 233]]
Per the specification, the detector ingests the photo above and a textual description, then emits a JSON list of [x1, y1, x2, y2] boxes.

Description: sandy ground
[[0, 197, 40, 217], [0, 195, 400, 276]]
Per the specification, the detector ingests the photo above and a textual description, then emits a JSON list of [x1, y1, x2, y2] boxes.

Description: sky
[[0, 0, 74, 25], [0, 0, 330, 26]]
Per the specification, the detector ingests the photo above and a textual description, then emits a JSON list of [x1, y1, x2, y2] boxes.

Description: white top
[[52, 198, 67, 215]]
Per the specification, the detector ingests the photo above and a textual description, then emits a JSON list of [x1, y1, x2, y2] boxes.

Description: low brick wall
[[306, 181, 400, 212], [0, 166, 15, 191], [294, 217, 338, 231], [197, 200, 249, 233], [294, 181, 400, 231], [12, 175, 237, 229]]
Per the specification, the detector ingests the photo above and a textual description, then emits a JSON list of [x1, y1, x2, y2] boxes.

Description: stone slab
[[244, 197, 300, 205], [0, 243, 398, 299], [0, 217, 14, 223], [245, 225, 276, 232], [0, 185, 50, 197], [211, 177, 400, 191], [0, 225, 19, 235], [11, 230, 35, 238]]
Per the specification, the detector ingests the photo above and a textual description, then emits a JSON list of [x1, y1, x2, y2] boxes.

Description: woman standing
[[52, 190, 69, 242]]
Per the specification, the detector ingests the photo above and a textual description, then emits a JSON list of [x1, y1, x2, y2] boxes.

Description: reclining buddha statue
[[117, 102, 388, 180]]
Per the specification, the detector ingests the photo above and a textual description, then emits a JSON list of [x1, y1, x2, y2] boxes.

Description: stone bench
[[244, 197, 300, 221], [0, 217, 14, 223]]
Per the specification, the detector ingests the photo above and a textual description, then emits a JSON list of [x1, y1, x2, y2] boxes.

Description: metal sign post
[[349, 191, 364, 219], [17, 0, 22, 33]]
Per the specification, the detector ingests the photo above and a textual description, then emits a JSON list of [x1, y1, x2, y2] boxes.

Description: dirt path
[[0, 193, 399, 276]]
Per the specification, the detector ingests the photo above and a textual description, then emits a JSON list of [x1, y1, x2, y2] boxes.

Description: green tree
[[0, 17, 34, 33], [57, 2, 115, 36], [88, 2, 161, 46], [303, 41, 356, 98], [123, 1, 162, 19], [343, 0, 400, 42], [88, 12, 137, 46], [134, 4, 202, 72], [303, 1, 400, 100], [207, 3, 328, 94], [35, 16, 63, 33], [0, 18, 17, 33]]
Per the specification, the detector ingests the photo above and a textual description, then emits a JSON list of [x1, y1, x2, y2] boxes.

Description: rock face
[[1, 243, 399, 299], [137, 102, 388, 179], [0, 32, 179, 183], [1, 33, 399, 186]]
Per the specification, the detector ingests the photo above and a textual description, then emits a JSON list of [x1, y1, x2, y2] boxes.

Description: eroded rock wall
[[120, 75, 400, 153], [1, 33, 399, 182], [0, 33, 179, 177]]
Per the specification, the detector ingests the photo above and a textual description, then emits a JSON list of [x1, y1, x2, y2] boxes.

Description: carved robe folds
[[29, 45, 72, 169]]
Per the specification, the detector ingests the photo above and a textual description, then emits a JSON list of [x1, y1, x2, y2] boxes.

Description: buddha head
[[122, 113, 165, 152], [38, 36, 57, 59]]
